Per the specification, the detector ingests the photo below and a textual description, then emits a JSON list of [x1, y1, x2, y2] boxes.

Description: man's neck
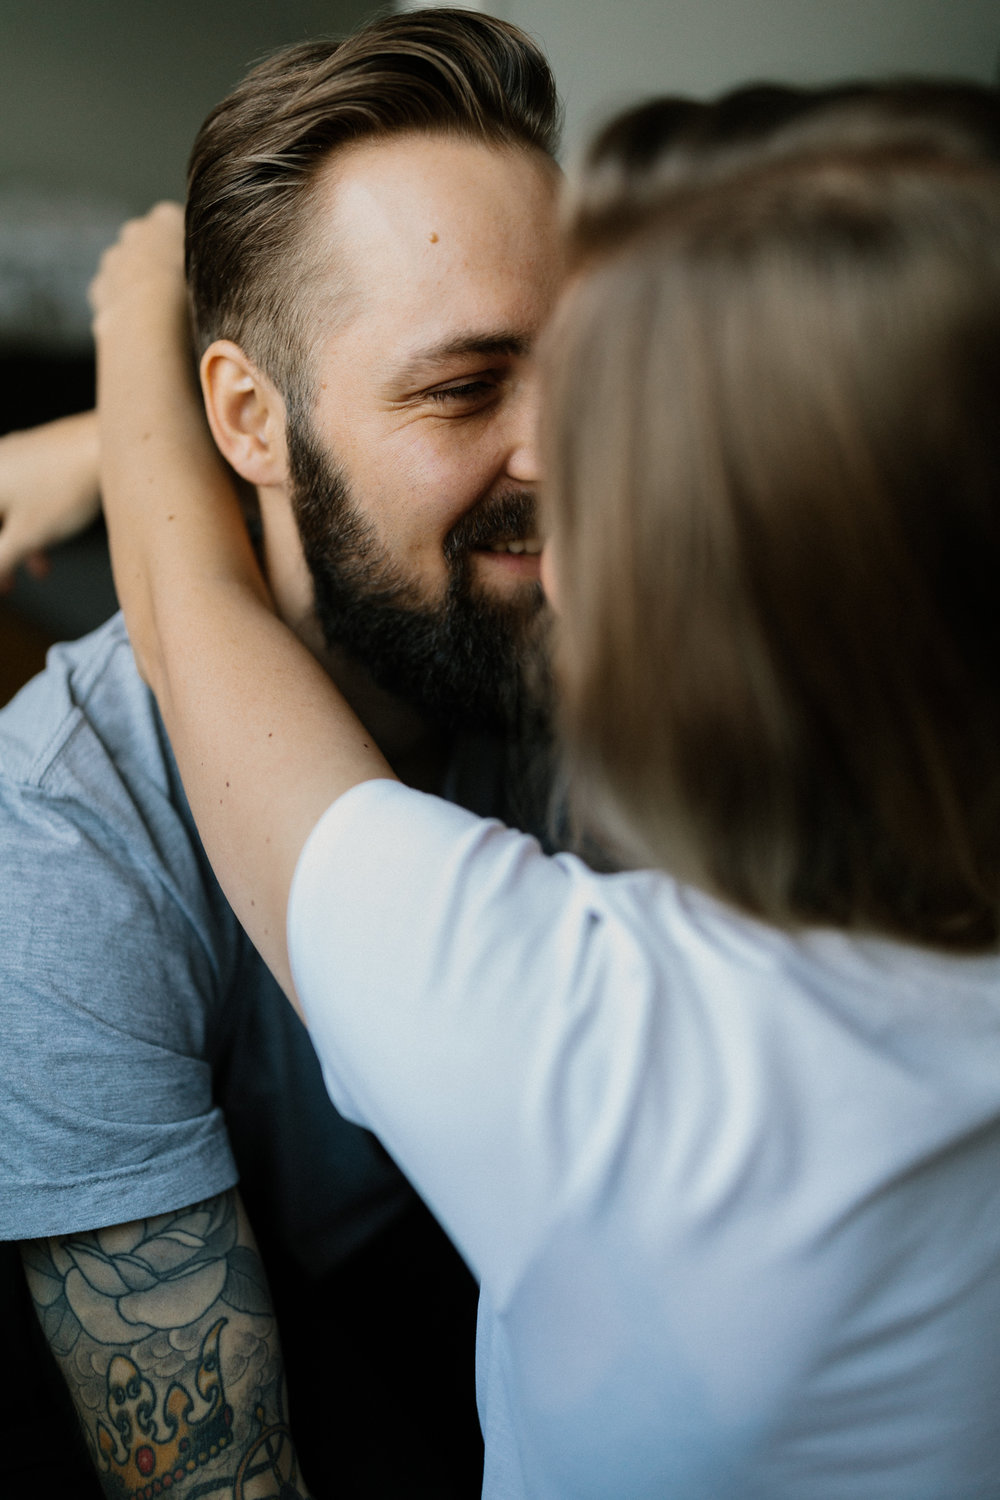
[[297, 614, 452, 793]]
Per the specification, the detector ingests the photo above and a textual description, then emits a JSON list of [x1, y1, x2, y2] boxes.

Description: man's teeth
[[487, 539, 542, 555]]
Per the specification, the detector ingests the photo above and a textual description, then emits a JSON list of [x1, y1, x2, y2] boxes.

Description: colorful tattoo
[[22, 1192, 311, 1500]]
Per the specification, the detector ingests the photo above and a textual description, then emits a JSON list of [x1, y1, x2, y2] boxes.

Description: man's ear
[[200, 341, 289, 487]]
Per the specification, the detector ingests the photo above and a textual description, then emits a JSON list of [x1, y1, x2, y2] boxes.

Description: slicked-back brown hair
[[186, 8, 560, 397], [544, 81, 1000, 949]]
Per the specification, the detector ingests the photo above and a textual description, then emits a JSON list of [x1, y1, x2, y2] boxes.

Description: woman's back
[[291, 784, 1000, 1498], [487, 876, 1000, 1498]]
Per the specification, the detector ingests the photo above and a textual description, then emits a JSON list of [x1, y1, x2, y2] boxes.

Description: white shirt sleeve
[[287, 778, 628, 1292]]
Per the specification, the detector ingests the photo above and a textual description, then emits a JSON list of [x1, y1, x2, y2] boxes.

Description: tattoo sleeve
[[21, 1189, 313, 1500]]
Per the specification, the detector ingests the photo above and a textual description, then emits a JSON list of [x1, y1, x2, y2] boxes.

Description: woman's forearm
[[0, 411, 101, 587], [93, 205, 393, 1009]]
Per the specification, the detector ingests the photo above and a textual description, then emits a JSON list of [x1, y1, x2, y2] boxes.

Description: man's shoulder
[[0, 612, 189, 859], [0, 612, 228, 939], [0, 613, 151, 790]]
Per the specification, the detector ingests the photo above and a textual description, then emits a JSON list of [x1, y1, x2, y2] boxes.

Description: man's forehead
[[304, 131, 561, 366], [311, 131, 557, 275]]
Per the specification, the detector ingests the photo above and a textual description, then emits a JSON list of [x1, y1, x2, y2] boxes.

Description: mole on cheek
[[429, 231, 439, 243]]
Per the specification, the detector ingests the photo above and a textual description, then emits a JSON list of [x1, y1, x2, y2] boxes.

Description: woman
[[87, 80, 1000, 1497]]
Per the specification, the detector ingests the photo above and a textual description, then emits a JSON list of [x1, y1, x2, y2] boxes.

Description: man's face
[[283, 133, 562, 730]]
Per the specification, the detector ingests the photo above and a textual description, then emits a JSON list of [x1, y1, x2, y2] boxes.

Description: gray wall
[[0, 0, 377, 208], [404, 0, 1000, 157], [5, 1, 996, 207], [0, 1, 379, 351]]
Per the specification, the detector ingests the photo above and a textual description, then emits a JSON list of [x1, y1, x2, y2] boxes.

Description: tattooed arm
[[21, 1189, 313, 1500]]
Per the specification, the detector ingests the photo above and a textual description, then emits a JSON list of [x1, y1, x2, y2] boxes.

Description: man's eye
[[426, 380, 496, 405]]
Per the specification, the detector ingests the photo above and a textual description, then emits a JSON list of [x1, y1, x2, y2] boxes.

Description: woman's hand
[[89, 201, 188, 343], [0, 412, 101, 592]]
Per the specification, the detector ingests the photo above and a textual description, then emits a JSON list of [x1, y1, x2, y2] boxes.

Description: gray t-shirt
[[0, 614, 414, 1252]]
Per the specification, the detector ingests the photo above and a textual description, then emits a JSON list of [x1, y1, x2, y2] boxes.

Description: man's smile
[[474, 539, 543, 582], [485, 537, 543, 555]]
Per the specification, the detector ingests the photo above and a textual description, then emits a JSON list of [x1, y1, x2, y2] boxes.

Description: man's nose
[[505, 370, 542, 486]]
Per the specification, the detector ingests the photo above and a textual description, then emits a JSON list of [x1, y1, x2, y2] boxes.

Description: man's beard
[[288, 414, 549, 735]]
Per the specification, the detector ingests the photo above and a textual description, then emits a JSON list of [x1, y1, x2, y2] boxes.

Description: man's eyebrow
[[389, 331, 532, 387]]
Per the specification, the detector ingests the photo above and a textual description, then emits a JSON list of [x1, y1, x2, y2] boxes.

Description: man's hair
[[186, 8, 560, 397], [543, 79, 1000, 949]]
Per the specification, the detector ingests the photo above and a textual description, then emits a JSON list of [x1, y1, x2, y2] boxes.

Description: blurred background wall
[[1, 0, 998, 689], [440, 0, 1000, 158], [1, 1, 373, 210], [4, 0, 996, 214]]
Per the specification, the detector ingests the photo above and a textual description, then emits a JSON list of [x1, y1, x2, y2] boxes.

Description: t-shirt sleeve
[[288, 779, 629, 1293], [0, 780, 237, 1239]]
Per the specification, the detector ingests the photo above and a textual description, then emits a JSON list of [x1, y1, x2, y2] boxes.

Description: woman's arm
[[91, 205, 394, 1011], [0, 411, 101, 591]]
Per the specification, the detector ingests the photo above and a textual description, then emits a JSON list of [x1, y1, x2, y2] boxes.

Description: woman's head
[[543, 80, 1000, 949]]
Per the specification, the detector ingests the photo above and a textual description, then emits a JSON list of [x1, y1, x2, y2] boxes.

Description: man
[[0, 11, 562, 1498]]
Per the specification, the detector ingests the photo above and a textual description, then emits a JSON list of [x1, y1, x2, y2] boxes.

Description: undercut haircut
[[186, 8, 560, 399], [544, 80, 1000, 950]]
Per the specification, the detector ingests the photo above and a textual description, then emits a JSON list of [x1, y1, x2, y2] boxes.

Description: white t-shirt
[[288, 779, 1000, 1500]]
